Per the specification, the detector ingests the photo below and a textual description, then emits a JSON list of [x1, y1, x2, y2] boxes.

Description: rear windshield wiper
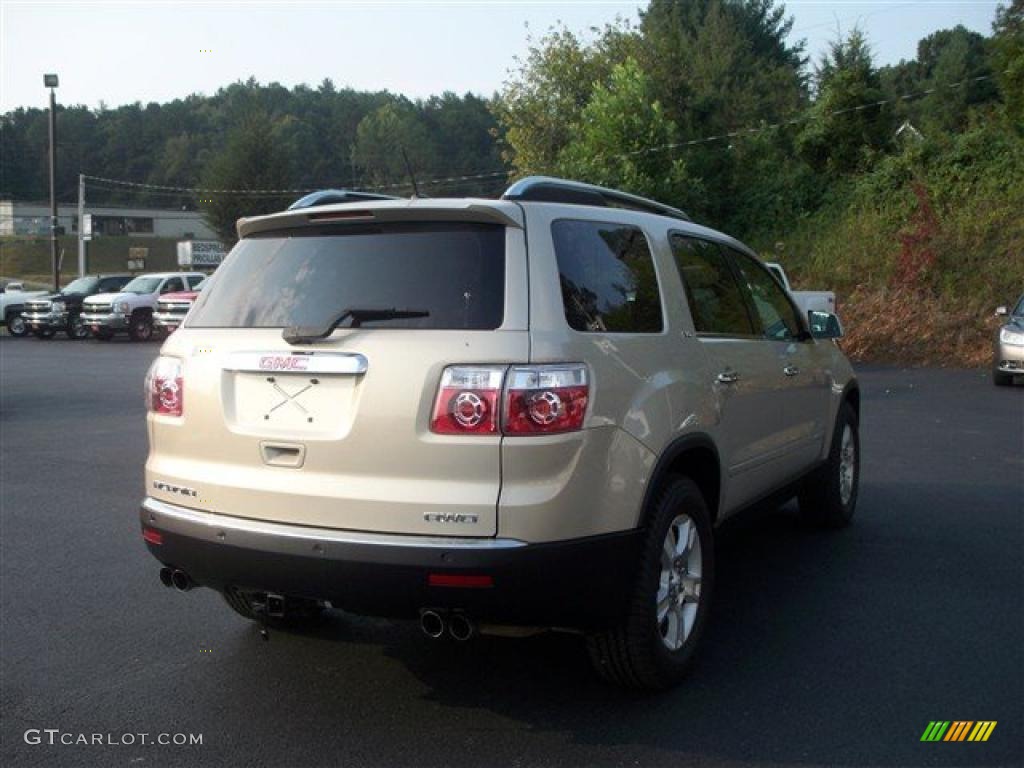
[[283, 307, 430, 345]]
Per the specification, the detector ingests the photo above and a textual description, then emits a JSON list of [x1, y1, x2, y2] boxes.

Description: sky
[[0, 0, 1005, 112]]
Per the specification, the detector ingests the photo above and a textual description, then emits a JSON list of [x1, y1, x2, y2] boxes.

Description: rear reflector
[[142, 528, 163, 545], [428, 573, 494, 588]]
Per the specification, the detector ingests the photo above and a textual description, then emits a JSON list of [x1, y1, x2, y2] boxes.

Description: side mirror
[[995, 306, 1008, 317], [808, 310, 844, 339]]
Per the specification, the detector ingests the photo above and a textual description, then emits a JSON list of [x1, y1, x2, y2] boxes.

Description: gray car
[[994, 294, 1024, 386]]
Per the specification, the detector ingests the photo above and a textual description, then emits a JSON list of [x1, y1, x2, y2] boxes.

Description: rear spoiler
[[236, 199, 524, 239]]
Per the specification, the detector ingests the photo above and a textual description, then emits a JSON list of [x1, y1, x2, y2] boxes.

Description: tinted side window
[[729, 250, 803, 341], [670, 235, 755, 336], [552, 220, 663, 333], [162, 277, 184, 294]]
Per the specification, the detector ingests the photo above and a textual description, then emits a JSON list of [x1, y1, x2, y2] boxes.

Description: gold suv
[[141, 178, 859, 689]]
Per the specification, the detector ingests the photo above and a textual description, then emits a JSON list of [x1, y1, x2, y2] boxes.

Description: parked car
[[765, 261, 837, 320], [1, 281, 49, 337], [140, 179, 859, 690], [153, 277, 207, 334], [81, 272, 205, 341], [21, 274, 133, 339], [993, 294, 1024, 386]]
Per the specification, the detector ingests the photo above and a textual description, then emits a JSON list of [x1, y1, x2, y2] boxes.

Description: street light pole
[[45, 74, 60, 291], [78, 173, 85, 277]]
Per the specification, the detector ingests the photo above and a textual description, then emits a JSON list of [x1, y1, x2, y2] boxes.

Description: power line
[[81, 175, 317, 195], [74, 68, 1004, 200], [622, 71, 1003, 158]]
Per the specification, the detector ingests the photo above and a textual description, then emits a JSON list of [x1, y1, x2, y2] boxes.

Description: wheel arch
[[640, 433, 722, 527]]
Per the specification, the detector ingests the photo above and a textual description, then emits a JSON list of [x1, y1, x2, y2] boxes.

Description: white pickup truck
[[80, 272, 206, 341], [1, 281, 49, 337], [765, 262, 836, 319]]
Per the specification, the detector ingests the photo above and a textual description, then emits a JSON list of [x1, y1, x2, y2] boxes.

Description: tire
[[67, 315, 90, 340], [993, 370, 1014, 387], [798, 402, 860, 528], [33, 328, 56, 339], [6, 313, 28, 337], [221, 588, 325, 627], [129, 313, 154, 342], [587, 476, 715, 690]]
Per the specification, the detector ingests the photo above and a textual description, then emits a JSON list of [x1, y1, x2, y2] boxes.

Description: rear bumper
[[140, 497, 642, 629]]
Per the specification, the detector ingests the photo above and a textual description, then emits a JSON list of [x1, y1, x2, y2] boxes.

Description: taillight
[[429, 366, 504, 434], [504, 365, 589, 435], [145, 356, 183, 417], [430, 363, 590, 436]]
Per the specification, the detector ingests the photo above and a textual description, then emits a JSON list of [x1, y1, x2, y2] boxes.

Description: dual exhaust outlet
[[159, 569, 474, 641], [420, 609, 475, 641], [158, 566, 193, 592]]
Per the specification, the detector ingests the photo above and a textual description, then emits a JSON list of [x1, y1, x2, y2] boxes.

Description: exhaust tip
[[420, 610, 445, 639], [158, 567, 174, 588], [170, 569, 193, 592], [448, 613, 475, 642]]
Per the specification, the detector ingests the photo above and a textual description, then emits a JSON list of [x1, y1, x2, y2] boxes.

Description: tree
[[880, 25, 1000, 135], [797, 29, 893, 177], [351, 99, 439, 189], [199, 111, 292, 243], [555, 59, 703, 213], [491, 21, 638, 175], [638, 0, 806, 135], [637, 0, 806, 226], [992, 0, 1024, 130]]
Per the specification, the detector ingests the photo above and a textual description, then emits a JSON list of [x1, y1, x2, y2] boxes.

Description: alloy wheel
[[839, 424, 856, 505], [657, 513, 702, 651]]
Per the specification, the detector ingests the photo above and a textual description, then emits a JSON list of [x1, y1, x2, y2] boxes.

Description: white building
[[0, 200, 218, 240]]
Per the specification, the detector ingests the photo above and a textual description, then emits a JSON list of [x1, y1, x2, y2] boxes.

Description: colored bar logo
[[921, 721, 997, 742]]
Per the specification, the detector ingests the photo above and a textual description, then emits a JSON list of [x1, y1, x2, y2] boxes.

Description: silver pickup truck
[[766, 262, 836, 320], [1, 281, 49, 337]]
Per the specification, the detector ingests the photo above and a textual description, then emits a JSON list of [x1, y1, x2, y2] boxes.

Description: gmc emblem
[[259, 356, 309, 371]]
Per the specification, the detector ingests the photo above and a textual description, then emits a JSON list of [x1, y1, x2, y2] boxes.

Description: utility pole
[[45, 74, 60, 291], [77, 174, 85, 277]]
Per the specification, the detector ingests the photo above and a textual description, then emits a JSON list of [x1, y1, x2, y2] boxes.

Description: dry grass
[[838, 287, 1003, 368]]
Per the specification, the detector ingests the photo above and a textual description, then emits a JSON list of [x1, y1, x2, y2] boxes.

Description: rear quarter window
[[187, 223, 506, 330], [551, 219, 663, 333]]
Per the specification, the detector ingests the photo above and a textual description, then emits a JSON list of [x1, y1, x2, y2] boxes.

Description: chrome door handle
[[783, 364, 800, 377], [716, 371, 740, 384]]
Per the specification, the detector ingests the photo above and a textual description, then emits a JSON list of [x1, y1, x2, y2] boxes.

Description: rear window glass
[[552, 220, 663, 333], [187, 223, 505, 330]]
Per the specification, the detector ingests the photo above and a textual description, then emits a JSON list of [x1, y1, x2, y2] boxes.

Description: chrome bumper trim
[[81, 313, 125, 326], [140, 496, 526, 551]]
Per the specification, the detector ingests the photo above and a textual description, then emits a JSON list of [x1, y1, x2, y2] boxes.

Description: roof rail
[[501, 176, 690, 221], [287, 189, 402, 210]]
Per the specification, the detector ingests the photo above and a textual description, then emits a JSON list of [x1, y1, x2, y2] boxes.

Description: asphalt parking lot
[[1, 335, 1021, 768]]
